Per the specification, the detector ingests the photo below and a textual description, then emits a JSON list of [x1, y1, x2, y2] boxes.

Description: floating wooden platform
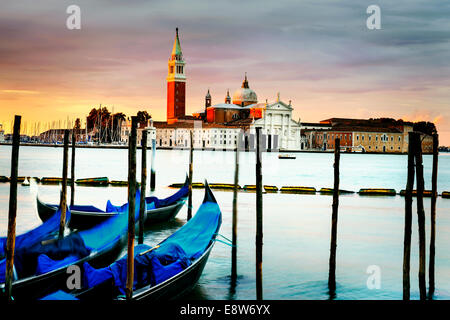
[[358, 188, 397, 196], [319, 188, 355, 194], [280, 186, 317, 194], [399, 190, 434, 197]]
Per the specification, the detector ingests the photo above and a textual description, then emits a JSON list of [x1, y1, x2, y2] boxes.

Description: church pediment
[[267, 100, 293, 111]]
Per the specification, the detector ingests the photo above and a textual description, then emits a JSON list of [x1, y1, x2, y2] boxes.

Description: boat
[[21, 177, 30, 186], [36, 176, 189, 229], [278, 154, 296, 159], [40, 182, 222, 301], [0, 206, 70, 260], [0, 190, 140, 300]]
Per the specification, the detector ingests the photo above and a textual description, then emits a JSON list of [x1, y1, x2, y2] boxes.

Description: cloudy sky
[[0, 0, 449, 144]]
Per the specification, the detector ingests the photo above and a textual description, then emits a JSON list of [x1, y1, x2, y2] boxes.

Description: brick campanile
[[167, 28, 186, 124]]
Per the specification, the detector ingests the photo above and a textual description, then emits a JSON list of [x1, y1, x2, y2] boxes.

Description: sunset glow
[[1, 1, 449, 144]]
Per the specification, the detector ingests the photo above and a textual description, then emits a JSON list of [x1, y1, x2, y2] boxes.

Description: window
[[170, 66, 174, 73]]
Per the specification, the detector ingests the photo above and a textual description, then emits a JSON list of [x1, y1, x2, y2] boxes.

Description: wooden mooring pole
[[187, 130, 193, 221], [231, 132, 241, 281], [70, 129, 75, 207], [328, 138, 340, 295], [403, 131, 416, 300], [59, 129, 69, 238], [150, 137, 156, 192], [429, 133, 439, 297], [255, 127, 263, 300], [4, 115, 21, 301], [138, 130, 147, 245], [413, 132, 427, 300], [126, 116, 137, 300]]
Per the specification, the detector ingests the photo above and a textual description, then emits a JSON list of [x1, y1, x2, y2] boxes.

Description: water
[[0, 145, 450, 300]]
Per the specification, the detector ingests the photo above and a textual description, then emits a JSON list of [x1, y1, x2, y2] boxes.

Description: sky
[[0, 0, 449, 144]]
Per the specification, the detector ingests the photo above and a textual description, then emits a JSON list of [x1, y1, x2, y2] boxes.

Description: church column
[[288, 114, 291, 148]]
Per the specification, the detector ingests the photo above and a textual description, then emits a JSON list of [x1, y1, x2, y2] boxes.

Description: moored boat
[[1, 191, 140, 300], [36, 176, 189, 229], [40, 182, 222, 301]]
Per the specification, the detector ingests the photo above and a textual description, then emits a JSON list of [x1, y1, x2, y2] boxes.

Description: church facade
[[155, 28, 304, 151]]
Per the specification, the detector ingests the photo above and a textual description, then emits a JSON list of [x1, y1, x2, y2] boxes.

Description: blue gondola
[[0, 190, 140, 300], [0, 206, 70, 260], [36, 176, 189, 229], [41, 182, 221, 301]]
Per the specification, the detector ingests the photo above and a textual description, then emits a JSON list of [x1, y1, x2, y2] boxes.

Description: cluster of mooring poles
[[402, 131, 439, 300]]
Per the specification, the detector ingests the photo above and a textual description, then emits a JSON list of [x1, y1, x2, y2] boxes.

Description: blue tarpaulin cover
[[0, 206, 70, 259], [0, 190, 140, 284], [82, 198, 221, 296], [40, 290, 79, 300]]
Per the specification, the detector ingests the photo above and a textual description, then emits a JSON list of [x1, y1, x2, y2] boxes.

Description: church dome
[[232, 74, 257, 106]]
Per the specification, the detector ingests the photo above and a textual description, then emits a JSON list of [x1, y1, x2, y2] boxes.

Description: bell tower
[[167, 27, 186, 124]]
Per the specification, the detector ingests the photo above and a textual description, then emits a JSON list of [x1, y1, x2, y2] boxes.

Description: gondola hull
[[145, 200, 186, 224], [3, 234, 127, 300], [37, 198, 186, 230], [133, 242, 214, 301]]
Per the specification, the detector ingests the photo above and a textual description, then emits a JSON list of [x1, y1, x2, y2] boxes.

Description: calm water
[[0, 145, 449, 300]]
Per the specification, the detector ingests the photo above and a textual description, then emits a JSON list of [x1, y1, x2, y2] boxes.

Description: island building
[[302, 118, 434, 153], [151, 28, 304, 151]]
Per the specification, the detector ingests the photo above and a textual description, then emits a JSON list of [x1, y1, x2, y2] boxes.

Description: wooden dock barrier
[[358, 188, 396, 196], [5, 115, 21, 301], [209, 183, 239, 190], [400, 190, 433, 197], [319, 188, 354, 195], [126, 116, 137, 300], [75, 177, 109, 186], [280, 186, 316, 194], [328, 138, 340, 295]]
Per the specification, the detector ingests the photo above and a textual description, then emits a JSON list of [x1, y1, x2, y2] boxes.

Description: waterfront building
[[303, 118, 434, 153], [39, 129, 88, 143], [152, 121, 242, 150]]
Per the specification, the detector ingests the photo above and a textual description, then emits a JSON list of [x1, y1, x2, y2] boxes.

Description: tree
[[136, 110, 152, 127], [74, 118, 81, 130], [414, 121, 437, 135]]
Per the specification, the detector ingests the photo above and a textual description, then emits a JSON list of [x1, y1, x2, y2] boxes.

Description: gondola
[[0, 190, 140, 300], [36, 176, 189, 230], [40, 182, 222, 301], [0, 206, 70, 260]]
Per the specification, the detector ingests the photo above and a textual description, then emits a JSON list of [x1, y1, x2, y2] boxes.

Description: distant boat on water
[[22, 177, 30, 186], [278, 154, 296, 159]]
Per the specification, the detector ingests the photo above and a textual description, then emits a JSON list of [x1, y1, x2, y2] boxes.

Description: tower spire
[[242, 72, 249, 89]]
